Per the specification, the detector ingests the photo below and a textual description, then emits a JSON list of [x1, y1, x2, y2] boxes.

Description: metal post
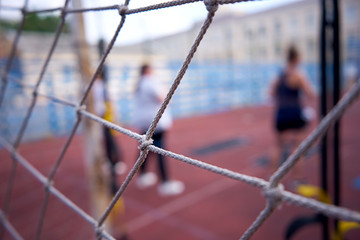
[[332, 0, 341, 231], [320, 0, 329, 239]]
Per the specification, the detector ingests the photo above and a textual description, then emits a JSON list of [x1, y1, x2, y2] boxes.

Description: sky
[[1, 0, 301, 45]]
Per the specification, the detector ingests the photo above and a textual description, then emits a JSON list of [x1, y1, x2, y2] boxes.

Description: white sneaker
[[158, 180, 185, 196], [115, 162, 127, 175], [136, 172, 157, 189]]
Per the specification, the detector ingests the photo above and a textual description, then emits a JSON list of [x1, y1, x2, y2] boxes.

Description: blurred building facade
[[121, 0, 360, 66]]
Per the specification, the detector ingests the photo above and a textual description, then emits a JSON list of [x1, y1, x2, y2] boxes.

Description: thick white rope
[[0, 210, 24, 240], [1, 0, 360, 239], [0, 137, 115, 240]]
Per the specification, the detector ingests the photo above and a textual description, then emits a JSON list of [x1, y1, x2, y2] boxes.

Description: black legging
[[103, 127, 122, 194], [139, 131, 168, 182]]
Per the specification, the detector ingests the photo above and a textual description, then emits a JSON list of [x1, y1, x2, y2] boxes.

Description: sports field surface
[[1, 101, 359, 240]]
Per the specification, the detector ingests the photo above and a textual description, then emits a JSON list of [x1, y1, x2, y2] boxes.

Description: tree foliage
[[0, 13, 69, 33]]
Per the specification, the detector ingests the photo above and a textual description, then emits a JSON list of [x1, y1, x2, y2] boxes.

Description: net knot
[[60, 7, 67, 18], [138, 135, 153, 151], [118, 5, 128, 16], [32, 90, 38, 98], [204, 0, 218, 13], [95, 226, 104, 239], [44, 181, 54, 192], [263, 183, 284, 208], [21, 7, 27, 15], [76, 104, 86, 114], [10, 149, 17, 161]]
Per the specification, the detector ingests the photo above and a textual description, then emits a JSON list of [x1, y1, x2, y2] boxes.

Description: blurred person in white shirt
[[133, 63, 184, 196]]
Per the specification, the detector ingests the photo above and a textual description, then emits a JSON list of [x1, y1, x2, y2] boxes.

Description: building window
[[290, 15, 298, 36], [346, 5, 357, 23], [346, 33, 360, 61], [274, 19, 281, 36], [247, 30, 253, 40], [274, 42, 281, 57], [307, 12, 315, 27], [307, 38, 316, 58], [290, 16, 297, 29], [258, 25, 266, 37]]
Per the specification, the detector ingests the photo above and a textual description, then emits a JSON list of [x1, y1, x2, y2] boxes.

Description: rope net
[[0, 0, 360, 239]]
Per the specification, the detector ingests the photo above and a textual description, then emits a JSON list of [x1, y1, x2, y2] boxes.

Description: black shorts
[[275, 106, 307, 132]]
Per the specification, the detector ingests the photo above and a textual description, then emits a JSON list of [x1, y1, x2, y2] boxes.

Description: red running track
[[1, 102, 360, 240]]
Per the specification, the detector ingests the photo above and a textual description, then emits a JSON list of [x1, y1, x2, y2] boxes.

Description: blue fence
[[0, 60, 319, 143], [115, 62, 319, 121]]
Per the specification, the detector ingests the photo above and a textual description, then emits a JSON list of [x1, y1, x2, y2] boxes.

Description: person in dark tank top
[[269, 46, 316, 185]]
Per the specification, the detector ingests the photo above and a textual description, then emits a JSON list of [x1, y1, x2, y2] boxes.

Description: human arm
[[149, 79, 167, 103], [298, 72, 316, 100]]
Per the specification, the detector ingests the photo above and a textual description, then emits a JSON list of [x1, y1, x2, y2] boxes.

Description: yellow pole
[[70, 0, 111, 233]]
